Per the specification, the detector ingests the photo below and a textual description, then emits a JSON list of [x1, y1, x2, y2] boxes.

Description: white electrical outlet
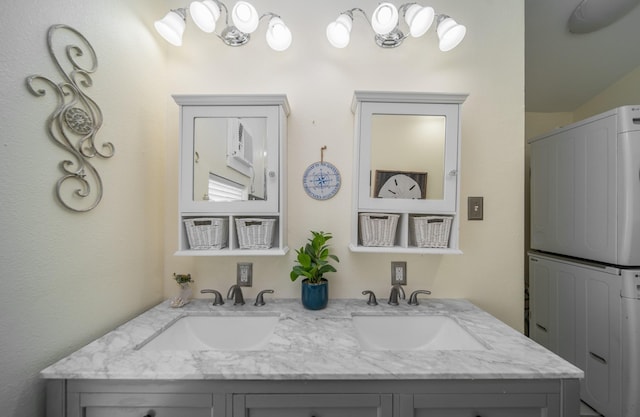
[[237, 262, 253, 287], [391, 261, 407, 285]]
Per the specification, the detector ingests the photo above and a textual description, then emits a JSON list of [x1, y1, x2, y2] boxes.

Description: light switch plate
[[391, 261, 407, 285], [468, 196, 484, 220], [237, 262, 253, 287]]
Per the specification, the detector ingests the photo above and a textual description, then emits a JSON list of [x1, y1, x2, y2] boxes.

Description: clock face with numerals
[[377, 174, 422, 199], [302, 161, 341, 200]]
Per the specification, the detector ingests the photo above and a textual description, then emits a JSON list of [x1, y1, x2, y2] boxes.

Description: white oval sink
[[351, 314, 485, 351], [139, 315, 280, 351]]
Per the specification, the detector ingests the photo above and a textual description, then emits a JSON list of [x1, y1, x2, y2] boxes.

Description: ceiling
[[525, 0, 640, 112]]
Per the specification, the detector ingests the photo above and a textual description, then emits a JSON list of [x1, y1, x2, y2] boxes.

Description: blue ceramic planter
[[301, 279, 328, 310]]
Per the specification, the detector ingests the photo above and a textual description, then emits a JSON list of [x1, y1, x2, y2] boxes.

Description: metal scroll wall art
[[26, 24, 113, 213]]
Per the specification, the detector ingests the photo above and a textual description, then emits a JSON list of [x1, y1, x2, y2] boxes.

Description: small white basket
[[184, 218, 228, 250], [235, 218, 276, 249], [359, 213, 399, 247], [412, 216, 452, 248]]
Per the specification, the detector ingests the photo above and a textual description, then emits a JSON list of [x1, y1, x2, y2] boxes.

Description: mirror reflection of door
[[370, 115, 446, 200], [193, 117, 267, 202]]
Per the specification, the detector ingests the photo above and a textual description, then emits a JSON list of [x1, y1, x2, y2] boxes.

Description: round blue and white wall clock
[[302, 161, 341, 200]]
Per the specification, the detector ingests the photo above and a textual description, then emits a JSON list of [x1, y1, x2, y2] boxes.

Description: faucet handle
[[408, 290, 432, 306], [362, 290, 378, 306], [254, 289, 274, 306], [200, 289, 225, 306]]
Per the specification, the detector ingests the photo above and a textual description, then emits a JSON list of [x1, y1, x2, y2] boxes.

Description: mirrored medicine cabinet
[[351, 91, 467, 254], [173, 94, 289, 256]]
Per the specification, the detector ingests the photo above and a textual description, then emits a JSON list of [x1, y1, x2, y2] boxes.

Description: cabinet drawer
[[246, 407, 377, 417], [238, 393, 391, 417], [413, 407, 543, 417], [410, 393, 550, 417], [85, 406, 212, 417], [80, 392, 213, 417]]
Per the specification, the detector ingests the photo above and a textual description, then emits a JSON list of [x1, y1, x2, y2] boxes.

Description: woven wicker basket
[[359, 213, 399, 247], [235, 218, 276, 249], [412, 216, 452, 248], [184, 218, 228, 250]]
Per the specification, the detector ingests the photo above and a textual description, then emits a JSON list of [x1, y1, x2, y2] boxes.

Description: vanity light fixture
[[326, 3, 466, 51], [154, 0, 292, 51]]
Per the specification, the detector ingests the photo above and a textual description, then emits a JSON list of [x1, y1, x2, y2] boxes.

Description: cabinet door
[[179, 104, 281, 214], [235, 393, 392, 417], [405, 393, 553, 417]]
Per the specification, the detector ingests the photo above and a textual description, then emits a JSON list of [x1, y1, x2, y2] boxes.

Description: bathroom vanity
[[42, 299, 582, 417]]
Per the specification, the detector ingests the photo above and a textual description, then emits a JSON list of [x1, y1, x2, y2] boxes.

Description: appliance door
[[621, 270, 640, 417], [530, 115, 619, 263], [617, 130, 640, 265]]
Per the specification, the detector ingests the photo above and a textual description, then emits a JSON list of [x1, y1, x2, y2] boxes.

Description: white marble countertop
[[40, 298, 583, 380]]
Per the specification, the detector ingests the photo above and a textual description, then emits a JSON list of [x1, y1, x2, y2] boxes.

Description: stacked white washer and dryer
[[528, 105, 640, 417]]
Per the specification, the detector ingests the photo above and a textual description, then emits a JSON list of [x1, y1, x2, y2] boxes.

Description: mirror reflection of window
[[370, 115, 446, 200], [193, 117, 267, 202], [206, 173, 246, 202]]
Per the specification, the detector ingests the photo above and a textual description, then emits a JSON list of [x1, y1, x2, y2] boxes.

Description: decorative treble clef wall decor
[[26, 24, 113, 213]]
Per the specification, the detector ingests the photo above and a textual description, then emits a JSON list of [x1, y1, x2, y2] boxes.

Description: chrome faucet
[[227, 284, 245, 305], [408, 290, 432, 305], [388, 284, 406, 306], [200, 289, 224, 306]]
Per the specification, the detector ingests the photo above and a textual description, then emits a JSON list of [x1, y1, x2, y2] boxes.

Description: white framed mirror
[[180, 104, 280, 214]]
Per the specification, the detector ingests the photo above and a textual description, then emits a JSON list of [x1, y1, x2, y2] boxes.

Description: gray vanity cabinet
[[234, 393, 393, 417], [49, 379, 578, 417]]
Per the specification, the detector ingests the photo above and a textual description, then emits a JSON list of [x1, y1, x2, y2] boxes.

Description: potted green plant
[[290, 231, 339, 310]]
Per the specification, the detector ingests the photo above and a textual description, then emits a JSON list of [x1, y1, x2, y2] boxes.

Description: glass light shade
[[371, 2, 399, 35], [154, 10, 186, 46], [404, 4, 435, 37], [266, 17, 292, 51], [232, 1, 260, 34], [189, 1, 221, 33], [437, 17, 466, 51], [326, 14, 353, 48]]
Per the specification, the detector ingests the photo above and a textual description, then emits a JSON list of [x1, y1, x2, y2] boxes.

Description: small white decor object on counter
[[184, 218, 228, 250], [235, 218, 276, 249], [170, 273, 194, 308], [359, 213, 399, 246], [412, 215, 452, 248]]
